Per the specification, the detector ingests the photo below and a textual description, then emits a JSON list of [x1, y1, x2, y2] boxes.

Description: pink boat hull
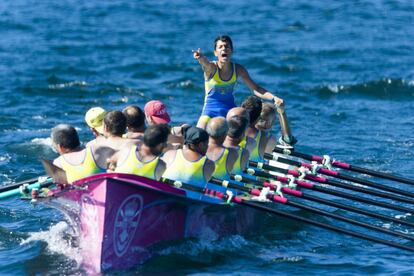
[[45, 173, 262, 273]]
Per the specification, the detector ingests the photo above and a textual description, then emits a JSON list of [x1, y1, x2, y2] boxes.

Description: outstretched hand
[[192, 48, 202, 60]]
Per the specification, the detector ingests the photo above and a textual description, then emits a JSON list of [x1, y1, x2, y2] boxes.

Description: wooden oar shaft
[[250, 161, 414, 206], [243, 201, 414, 253], [0, 176, 42, 193], [305, 174, 414, 205], [248, 169, 414, 214], [285, 189, 414, 228], [211, 177, 414, 241], [286, 200, 414, 242], [272, 147, 414, 186], [233, 174, 414, 228], [264, 153, 414, 199], [163, 178, 414, 252]]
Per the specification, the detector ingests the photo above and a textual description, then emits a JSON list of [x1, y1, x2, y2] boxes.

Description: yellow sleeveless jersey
[[59, 147, 102, 183], [211, 148, 230, 180], [114, 145, 160, 180], [162, 149, 207, 187], [202, 63, 237, 118]]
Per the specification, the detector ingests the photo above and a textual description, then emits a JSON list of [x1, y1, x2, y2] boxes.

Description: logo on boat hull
[[113, 194, 143, 257]]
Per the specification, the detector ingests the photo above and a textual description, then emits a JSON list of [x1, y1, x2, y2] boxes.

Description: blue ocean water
[[0, 0, 413, 274]]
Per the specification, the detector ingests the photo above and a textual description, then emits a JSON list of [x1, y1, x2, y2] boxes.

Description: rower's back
[[241, 96, 266, 162], [206, 117, 237, 181], [114, 124, 169, 180], [51, 124, 104, 183], [162, 127, 214, 188], [90, 110, 140, 169]]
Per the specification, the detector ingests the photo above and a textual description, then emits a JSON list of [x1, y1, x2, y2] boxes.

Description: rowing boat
[[3, 146, 414, 273], [40, 172, 262, 273]]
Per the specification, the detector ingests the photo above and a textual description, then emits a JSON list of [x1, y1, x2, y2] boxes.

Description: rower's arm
[[264, 134, 277, 154], [240, 149, 250, 172], [204, 159, 216, 182], [237, 64, 284, 107], [155, 160, 167, 181], [226, 148, 238, 174], [161, 150, 176, 167]]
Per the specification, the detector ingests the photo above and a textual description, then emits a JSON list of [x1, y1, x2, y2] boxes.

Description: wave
[[21, 221, 82, 265], [313, 78, 414, 98]]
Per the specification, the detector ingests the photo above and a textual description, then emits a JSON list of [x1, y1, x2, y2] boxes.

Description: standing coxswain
[[193, 35, 285, 129]]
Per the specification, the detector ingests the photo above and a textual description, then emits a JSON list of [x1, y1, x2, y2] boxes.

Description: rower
[[123, 105, 146, 140], [225, 107, 256, 154], [51, 124, 104, 183], [91, 110, 139, 169], [144, 99, 188, 146], [255, 103, 278, 153], [112, 124, 169, 180], [241, 96, 266, 162], [223, 114, 250, 176], [206, 117, 237, 180], [162, 127, 215, 197], [144, 100, 171, 126], [85, 106, 107, 147]]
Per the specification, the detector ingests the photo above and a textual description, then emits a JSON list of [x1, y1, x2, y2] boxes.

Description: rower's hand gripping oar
[[161, 178, 414, 252], [273, 147, 414, 186]]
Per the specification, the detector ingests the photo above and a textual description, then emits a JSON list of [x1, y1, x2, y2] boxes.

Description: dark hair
[[123, 105, 145, 129], [143, 124, 169, 148], [256, 103, 277, 129], [214, 35, 233, 50], [51, 124, 80, 150], [227, 115, 248, 138], [104, 110, 127, 136], [241, 96, 262, 124]]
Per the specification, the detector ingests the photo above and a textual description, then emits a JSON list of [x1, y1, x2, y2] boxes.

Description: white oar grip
[[222, 180, 229, 188], [234, 175, 243, 182], [173, 181, 183, 188]]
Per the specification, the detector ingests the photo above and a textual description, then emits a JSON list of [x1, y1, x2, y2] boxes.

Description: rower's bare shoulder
[[161, 149, 176, 165], [236, 63, 248, 76]]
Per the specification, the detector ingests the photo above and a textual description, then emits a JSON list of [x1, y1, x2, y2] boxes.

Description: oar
[[250, 161, 414, 206], [231, 174, 414, 228], [0, 177, 53, 200], [161, 178, 414, 252], [246, 169, 414, 214], [0, 176, 46, 193], [208, 178, 414, 242], [273, 147, 414, 186], [265, 153, 414, 199]]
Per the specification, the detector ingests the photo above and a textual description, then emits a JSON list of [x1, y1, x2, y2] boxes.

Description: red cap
[[144, 100, 171, 124]]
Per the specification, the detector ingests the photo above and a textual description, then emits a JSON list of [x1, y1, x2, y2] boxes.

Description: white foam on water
[[21, 221, 82, 266], [0, 154, 11, 165], [31, 137, 53, 148], [48, 81, 89, 89]]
